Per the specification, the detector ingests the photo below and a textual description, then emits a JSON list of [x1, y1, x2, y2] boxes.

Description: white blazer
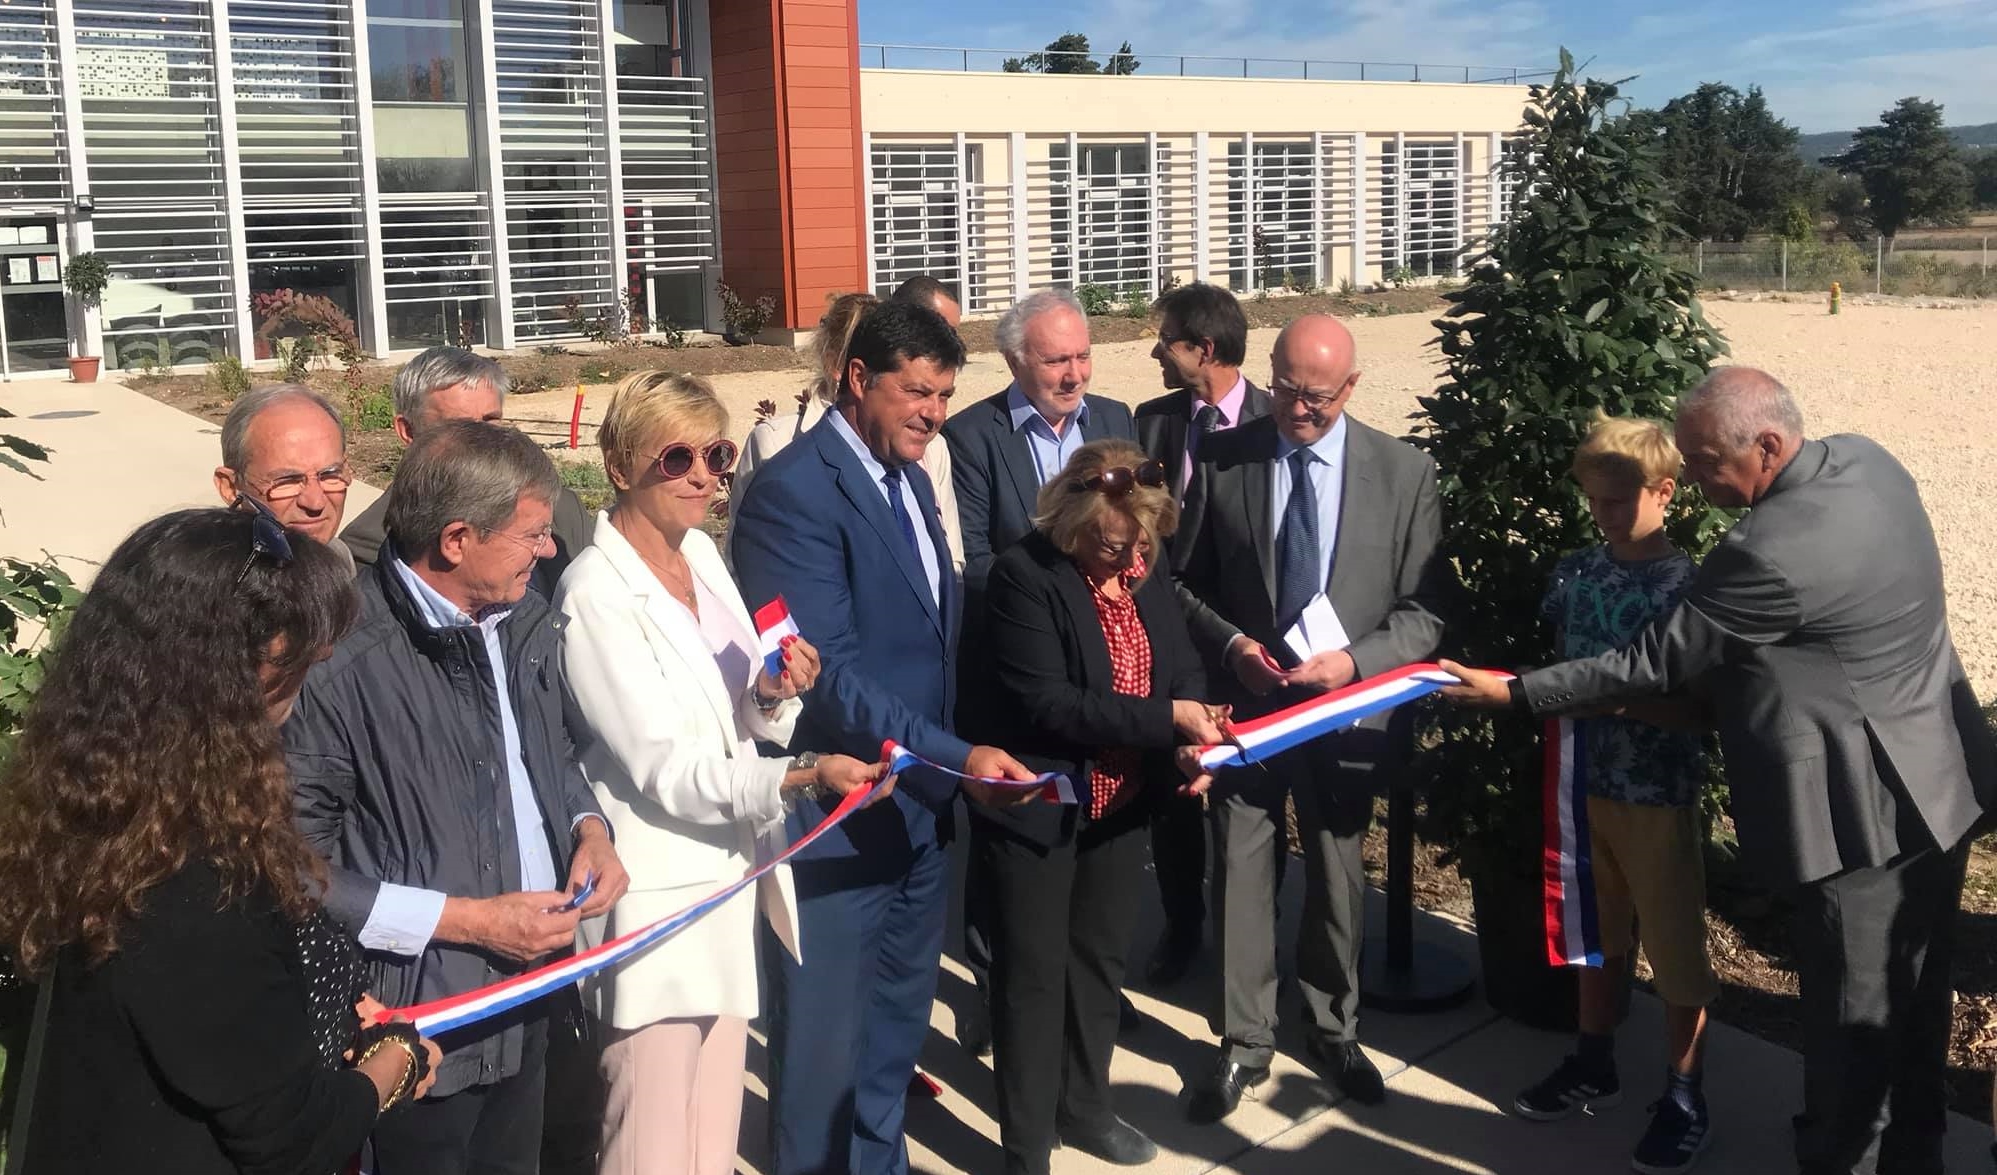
[[557, 511, 801, 1029]]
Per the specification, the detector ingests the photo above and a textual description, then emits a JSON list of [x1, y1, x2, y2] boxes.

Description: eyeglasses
[[250, 462, 351, 504], [482, 524, 554, 554], [231, 494, 294, 588], [1270, 379, 1345, 413], [1076, 461, 1167, 498], [655, 439, 737, 481]]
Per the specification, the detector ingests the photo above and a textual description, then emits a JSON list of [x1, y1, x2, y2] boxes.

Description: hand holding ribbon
[[882, 740, 1077, 806]]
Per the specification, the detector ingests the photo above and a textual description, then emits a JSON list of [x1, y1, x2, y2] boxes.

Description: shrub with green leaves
[[209, 354, 250, 401], [1409, 50, 1732, 878], [1074, 283, 1114, 316]]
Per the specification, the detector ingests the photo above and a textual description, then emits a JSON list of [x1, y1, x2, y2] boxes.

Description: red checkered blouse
[[1086, 558, 1153, 819]]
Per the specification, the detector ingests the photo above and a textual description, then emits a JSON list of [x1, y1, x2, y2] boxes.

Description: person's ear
[[436, 520, 475, 569], [1655, 476, 1678, 501], [845, 358, 869, 402], [605, 457, 634, 492], [393, 415, 416, 446], [214, 467, 241, 506]]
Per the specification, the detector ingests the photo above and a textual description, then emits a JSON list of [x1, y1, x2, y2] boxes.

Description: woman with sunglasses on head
[[555, 371, 886, 1175], [0, 507, 441, 1175], [967, 439, 1228, 1175]]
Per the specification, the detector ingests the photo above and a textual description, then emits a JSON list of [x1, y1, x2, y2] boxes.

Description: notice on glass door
[[6, 259, 28, 285], [32, 255, 57, 283]]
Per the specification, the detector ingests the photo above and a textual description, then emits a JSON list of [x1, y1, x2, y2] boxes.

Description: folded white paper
[[1283, 593, 1351, 662]]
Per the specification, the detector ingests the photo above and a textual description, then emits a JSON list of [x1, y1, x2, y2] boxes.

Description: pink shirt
[[1182, 374, 1250, 495]]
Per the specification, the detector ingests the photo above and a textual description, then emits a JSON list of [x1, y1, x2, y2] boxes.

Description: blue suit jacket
[[731, 412, 971, 858]]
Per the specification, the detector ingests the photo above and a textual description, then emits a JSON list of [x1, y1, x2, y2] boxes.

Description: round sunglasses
[[654, 439, 738, 480], [1076, 460, 1168, 498]]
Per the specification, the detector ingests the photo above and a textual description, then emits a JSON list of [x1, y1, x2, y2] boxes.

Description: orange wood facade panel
[[709, 0, 867, 330]]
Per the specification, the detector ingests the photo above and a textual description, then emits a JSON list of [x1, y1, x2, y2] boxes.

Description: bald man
[[213, 383, 355, 569], [1173, 314, 1444, 1121], [1447, 367, 1995, 1175]]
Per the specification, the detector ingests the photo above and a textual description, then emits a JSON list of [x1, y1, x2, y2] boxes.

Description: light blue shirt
[[358, 559, 563, 958], [828, 407, 942, 607], [1271, 413, 1350, 591], [1005, 383, 1091, 486]]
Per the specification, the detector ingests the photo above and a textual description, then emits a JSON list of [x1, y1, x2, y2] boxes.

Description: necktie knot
[[1288, 448, 1314, 477], [1193, 404, 1222, 435]]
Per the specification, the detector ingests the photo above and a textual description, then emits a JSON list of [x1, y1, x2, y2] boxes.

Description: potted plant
[[1408, 50, 1732, 1028], [62, 251, 111, 383], [718, 282, 775, 345]]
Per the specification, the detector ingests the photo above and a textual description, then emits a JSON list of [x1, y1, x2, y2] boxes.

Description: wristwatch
[[753, 681, 784, 712], [785, 752, 827, 803]]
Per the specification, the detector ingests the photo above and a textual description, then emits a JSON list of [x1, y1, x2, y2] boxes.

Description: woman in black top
[[969, 440, 1225, 1175], [0, 506, 441, 1175]]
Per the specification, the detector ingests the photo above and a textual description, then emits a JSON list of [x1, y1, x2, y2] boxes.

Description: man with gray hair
[[213, 382, 355, 567], [343, 345, 594, 596], [1444, 366, 1994, 1175], [288, 420, 629, 1175]]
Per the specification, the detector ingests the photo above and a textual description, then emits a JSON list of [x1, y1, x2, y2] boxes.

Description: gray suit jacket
[[943, 387, 1137, 591], [1522, 436, 1996, 887], [1175, 413, 1445, 723]]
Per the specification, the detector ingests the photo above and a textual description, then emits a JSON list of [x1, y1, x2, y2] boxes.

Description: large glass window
[[369, 0, 475, 193]]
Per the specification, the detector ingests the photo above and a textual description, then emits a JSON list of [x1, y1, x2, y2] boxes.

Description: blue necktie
[[1275, 448, 1320, 633], [881, 467, 920, 556]]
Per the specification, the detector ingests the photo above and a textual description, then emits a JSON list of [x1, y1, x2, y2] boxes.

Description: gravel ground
[[527, 298, 1997, 696]]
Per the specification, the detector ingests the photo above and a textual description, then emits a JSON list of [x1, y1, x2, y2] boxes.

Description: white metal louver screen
[[1071, 140, 1149, 292], [492, 0, 617, 341], [75, 0, 237, 371], [1229, 137, 1316, 290], [869, 140, 962, 300], [1397, 138, 1461, 277], [0, 0, 68, 207], [615, 72, 715, 336], [380, 199, 494, 349]]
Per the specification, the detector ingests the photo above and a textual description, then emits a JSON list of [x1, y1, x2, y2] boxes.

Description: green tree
[[1628, 82, 1806, 241], [1971, 151, 1997, 209], [1003, 33, 1138, 75], [1410, 50, 1731, 888], [1823, 97, 1973, 238]]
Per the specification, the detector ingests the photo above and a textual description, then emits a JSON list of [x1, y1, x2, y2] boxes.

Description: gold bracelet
[[356, 1035, 421, 1113]]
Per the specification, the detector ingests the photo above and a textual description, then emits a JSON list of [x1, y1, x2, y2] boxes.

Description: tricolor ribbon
[[754, 596, 802, 678], [1542, 717, 1603, 968], [1195, 662, 1504, 771], [881, 739, 1078, 805], [376, 782, 879, 1036]]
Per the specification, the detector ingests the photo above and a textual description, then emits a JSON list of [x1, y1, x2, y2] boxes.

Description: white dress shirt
[[827, 407, 942, 606], [1271, 413, 1351, 590]]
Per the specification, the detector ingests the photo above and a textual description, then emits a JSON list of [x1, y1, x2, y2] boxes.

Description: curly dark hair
[[0, 508, 358, 972]]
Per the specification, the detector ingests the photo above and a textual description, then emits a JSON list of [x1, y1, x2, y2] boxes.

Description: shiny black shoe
[[1307, 1037, 1386, 1105], [1057, 1116, 1158, 1166], [956, 998, 993, 1059], [1144, 926, 1201, 986], [1187, 1056, 1270, 1123]]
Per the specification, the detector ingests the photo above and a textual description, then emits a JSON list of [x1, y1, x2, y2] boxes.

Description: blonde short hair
[[1572, 411, 1681, 491], [800, 292, 879, 405], [598, 371, 729, 488], [1033, 439, 1179, 579]]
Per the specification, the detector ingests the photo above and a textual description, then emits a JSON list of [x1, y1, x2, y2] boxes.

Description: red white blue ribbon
[[377, 782, 879, 1036], [882, 739, 1078, 805], [1195, 662, 1494, 771], [1543, 718, 1603, 967], [754, 596, 801, 678]]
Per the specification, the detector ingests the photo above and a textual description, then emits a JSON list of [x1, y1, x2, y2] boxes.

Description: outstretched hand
[[1437, 659, 1514, 708]]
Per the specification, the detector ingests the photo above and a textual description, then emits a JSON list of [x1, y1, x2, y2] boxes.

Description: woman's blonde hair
[[598, 370, 729, 488], [1572, 410, 1682, 491], [801, 292, 880, 405], [1033, 439, 1179, 580]]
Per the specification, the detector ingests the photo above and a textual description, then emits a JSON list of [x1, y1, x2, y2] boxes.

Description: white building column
[[473, 0, 516, 350], [1192, 131, 1210, 284], [52, 0, 98, 362], [208, 0, 255, 365], [1008, 132, 1029, 302], [597, 0, 629, 331], [350, 0, 390, 357], [1349, 134, 1366, 289]]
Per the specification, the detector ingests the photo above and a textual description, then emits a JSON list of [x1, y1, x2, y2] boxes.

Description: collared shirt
[[358, 559, 562, 957], [1085, 557, 1152, 820], [1182, 374, 1250, 494], [1005, 382, 1091, 486], [1271, 413, 1350, 592], [828, 407, 942, 607]]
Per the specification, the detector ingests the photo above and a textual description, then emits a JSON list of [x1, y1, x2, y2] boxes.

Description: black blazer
[[1132, 380, 1274, 500], [27, 862, 379, 1175], [970, 530, 1208, 848]]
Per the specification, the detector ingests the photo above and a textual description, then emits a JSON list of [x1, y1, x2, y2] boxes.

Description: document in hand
[[1283, 594, 1350, 663]]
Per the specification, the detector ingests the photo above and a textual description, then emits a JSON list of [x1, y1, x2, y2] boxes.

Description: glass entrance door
[[0, 214, 67, 377]]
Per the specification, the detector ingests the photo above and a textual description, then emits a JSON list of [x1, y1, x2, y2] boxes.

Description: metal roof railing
[[859, 44, 1549, 84]]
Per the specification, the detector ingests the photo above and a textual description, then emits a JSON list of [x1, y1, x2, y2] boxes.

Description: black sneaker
[[1631, 1096, 1710, 1173], [1513, 1055, 1622, 1121]]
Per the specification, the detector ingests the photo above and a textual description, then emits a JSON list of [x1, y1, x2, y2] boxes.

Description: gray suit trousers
[[1211, 745, 1374, 1065]]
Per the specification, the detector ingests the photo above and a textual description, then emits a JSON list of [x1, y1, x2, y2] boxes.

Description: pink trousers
[[597, 1016, 749, 1175]]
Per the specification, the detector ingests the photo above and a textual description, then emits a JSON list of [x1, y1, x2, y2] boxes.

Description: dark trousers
[[1790, 839, 1968, 1175], [370, 1020, 548, 1175], [1212, 749, 1374, 1067], [537, 990, 604, 1175], [1149, 791, 1208, 937], [762, 813, 951, 1175], [979, 806, 1147, 1175]]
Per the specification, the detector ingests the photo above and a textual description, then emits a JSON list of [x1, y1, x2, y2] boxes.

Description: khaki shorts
[[1587, 795, 1720, 1008]]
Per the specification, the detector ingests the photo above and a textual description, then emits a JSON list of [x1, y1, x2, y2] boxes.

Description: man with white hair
[[213, 382, 355, 568], [1445, 366, 1995, 1175]]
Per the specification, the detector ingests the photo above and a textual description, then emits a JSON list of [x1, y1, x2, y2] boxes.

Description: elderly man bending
[[1446, 367, 1995, 1175]]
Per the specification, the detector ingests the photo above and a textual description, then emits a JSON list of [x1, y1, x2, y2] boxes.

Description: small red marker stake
[[568, 383, 584, 450]]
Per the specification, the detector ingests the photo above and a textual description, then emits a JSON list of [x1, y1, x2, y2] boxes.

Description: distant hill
[[1798, 122, 1997, 163]]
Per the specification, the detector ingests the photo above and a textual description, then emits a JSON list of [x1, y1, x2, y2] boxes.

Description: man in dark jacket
[[342, 346, 594, 598], [288, 420, 628, 1175]]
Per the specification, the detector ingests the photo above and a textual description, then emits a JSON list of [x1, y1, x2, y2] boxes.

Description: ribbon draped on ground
[[1542, 717, 1604, 968], [1194, 662, 1502, 771], [881, 739, 1077, 804], [376, 782, 878, 1036]]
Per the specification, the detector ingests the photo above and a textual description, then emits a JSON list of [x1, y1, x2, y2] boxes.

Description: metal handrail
[[859, 43, 1549, 84]]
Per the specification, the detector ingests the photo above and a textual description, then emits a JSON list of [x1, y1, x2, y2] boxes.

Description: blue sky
[[858, 0, 1997, 134]]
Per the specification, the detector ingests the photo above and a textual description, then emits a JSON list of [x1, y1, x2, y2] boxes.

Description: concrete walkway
[[4, 378, 1989, 1175]]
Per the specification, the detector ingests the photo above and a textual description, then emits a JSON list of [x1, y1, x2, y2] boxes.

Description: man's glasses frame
[[246, 461, 353, 505]]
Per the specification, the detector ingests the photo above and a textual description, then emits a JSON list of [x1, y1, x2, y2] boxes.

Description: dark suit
[[1521, 436, 1996, 1175], [731, 412, 972, 1175], [971, 531, 1206, 1174], [1131, 380, 1273, 940], [1175, 413, 1443, 1065]]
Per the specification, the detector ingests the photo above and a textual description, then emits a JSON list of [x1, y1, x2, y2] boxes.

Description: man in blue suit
[[732, 298, 1035, 1175]]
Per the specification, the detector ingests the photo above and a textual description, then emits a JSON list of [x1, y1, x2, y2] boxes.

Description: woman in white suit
[[557, 371, 883, 1175]]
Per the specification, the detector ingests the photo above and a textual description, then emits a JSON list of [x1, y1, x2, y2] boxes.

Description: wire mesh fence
[[1664, 236, 1997, 299]]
